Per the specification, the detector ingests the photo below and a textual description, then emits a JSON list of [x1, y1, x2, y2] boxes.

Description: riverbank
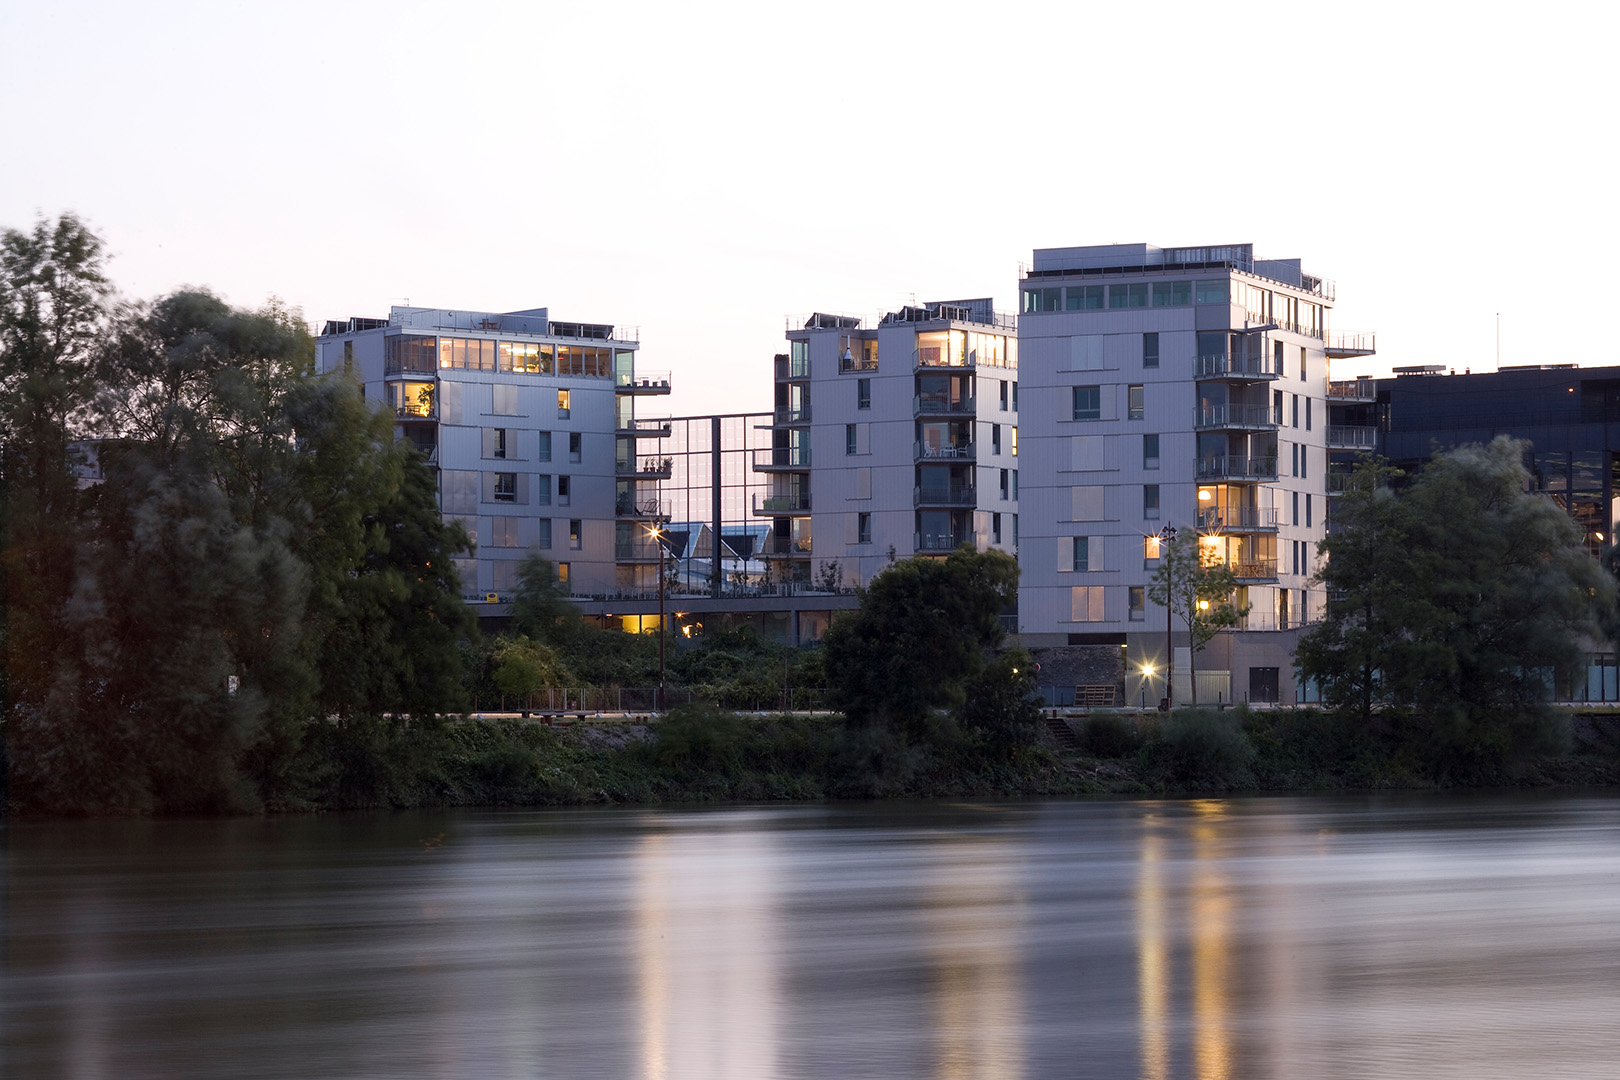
[[257, 705, 1620, 813]]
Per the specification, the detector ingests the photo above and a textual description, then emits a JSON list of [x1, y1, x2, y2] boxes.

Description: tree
[[823, 546, 1020, 742], [1146, 529, 1245, 706], [1299, 438, 1612, 778]]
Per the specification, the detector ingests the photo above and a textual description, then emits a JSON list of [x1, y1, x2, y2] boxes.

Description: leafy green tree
[[491, 637, 572, 708], [1299, 438, 1612, 778], [1146, 530, 1245, 705], [823, 547, 1020, 743]]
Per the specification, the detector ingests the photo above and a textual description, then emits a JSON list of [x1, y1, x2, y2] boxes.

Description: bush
[[1080, 713, 1140, 758], [1143, 708, 1256, 789], [649, 704, 748, 772]]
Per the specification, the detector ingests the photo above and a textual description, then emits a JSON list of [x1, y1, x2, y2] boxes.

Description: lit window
[[557, 388, 571, 418], [569, 519, 582, 550]]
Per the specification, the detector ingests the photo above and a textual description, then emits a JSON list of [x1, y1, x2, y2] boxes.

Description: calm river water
[[3, 795, 1618, 1080]]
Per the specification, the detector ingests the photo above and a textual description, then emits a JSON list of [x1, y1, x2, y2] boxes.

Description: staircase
[[1044, 713, 1078, 749]]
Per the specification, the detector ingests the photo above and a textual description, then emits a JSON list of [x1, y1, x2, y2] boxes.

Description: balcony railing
[[615, 539, 666, 561], [395, 403, 436, 419], [1197, 455, 1279, 481], [839, 355, 879, 373], [1197, 507, 1279, 531], [762, 535, 813, 556], [915, 349, 974, 370], [615, 371, 672, 393], [914, 440, 975, 461], [615, 456, 672, 478], [1328, 425, 1377, 450], [914, 531, 966, 553], [1230, 558, 1278, 580], [616, 495, 671, 518], [1327, 377, 1376, 401], [1326, 331, 1377, 358], [754, 447, 811, 470], [1194, 404, 1277, 430], [913, 395, 976, 415], [773, 406, 811, 424], [1196, 354, 1282, 379], [914, 484, 977, 508], [618, 417, 673, 437], [753, 492, 811, 515]]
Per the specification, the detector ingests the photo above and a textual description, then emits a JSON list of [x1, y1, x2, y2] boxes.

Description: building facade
[[760, 300, 1020, 589], [315, 306, 669, 604], [1015, 243, 1371, 705]]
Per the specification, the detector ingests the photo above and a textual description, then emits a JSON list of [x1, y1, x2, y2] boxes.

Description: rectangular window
[[536, 519, 552, 549], [1129, 586, 1145, 621], [556, 388, 571, 418], [569, 519, 582, 550], [857, 378, 870, 409], [1011, 382, 1019, 412], [1151, 280, 1191, 307], [1144, 535, 1162, 562], [1306, 494, 1313, 528], [1065, 284, 1104, 310], [1292, 443, 1299, 477], [1128, 385, 1144, 421], [992, 424, 1001, 455], [569, 432, 583, 463], [1000, 381, 1009, 411], [1000, 469, 1009, 500], [491, 516, 521, 547], [1070, 585, 1105, 622], [557, 475, 571, 507], [1293, 490, 1300, 527], [1274, 389, 1284, 425], [1144, 433, 1160, 469], [1108, 283, 1148, 309], [494, 472, 516, 502], [1072, 536, 1092, 572], [485, 428, 508, 459], [536, 431, 551, 462], [1292, 394, 1300, 428], [993, 513, 1003, 544], [1011, 427, 1017, 456], [1305, 398, 1312, 431], [1301, 447, 1308, 479], [492, 384, 519, 416], [1144, 484, 1160, 519], [1300, 346, 1308, 381], [1011, 470, 1018, 499], [536, 475, 551, 506], [1072, 385, 1100, 421], [1023, 287, 1062, 313], [557, 562, 569, 588], [857, 512, 871, 544], [1195, 279, 1229, 305], [1274, 340, 1285, 378], [846, 423, 857, 455], [1143, 332, 1159, 369]]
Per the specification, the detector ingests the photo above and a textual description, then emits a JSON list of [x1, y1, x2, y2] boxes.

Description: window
[[439, 337, 497, 371], [993, 513, 1002, 544], [486, 428, 508, 459], [1070, 585, 1105, 622], [1012, 382, 1019, 411], [569, 519, 582, 550], [1144, 484, 1160, 519], [1195, 279, 1229, 305], [1144, 535, 1162, 562], [557, 475, 571, 507], [1128, 385, 1144, 421], [1023, 287, 1062, 313], [493, 384, 519, 416], [536, 519, 552, 548], [1109, 283, 1148, 309], [1144, 433, 1160, 469], [1143, 332, 1159, 369], [846, 423, 857, 455], [1065, 285, 1103, 310], [569, 432, 583, 463], [992, 424, 1001, 455], [1072, 386, 1100, 421], [491, 516, 521, 547], [556, 562, 569, 588], [857, 378, 870, 409], [494, 473, 516, 502], [1000, 381, 1009, 411], [1293, 491, 1299, 526], [1274, 340, 1285, 377], [1292, 394, 1300, 428], [557, 388, 571, 418], [1010, 469, 1018, 499], [1301, 445, 1308, 478], [1305, 398, 1312, 431], [1292, 443, 1299, 477], [857, 512, 871, 544], [1151, 281, 1191, 307], [537, 431, 552, 462], [1300, 345, 1308, 381], [1011, 427, 1017, 456], [1305, 494, 1312, 528], [1000, 469, 1009, 500], [536, 475, 551, 506], [342, 340, 353, 374], [1072, 536, 1092, 572], [1129, 586, 1146, 621], [1010, 514, 1017, 546], [1274, 389, 1284, 425]]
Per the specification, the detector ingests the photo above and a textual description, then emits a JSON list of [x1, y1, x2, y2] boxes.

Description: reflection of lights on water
[[1137, 829, 1169, 1080]]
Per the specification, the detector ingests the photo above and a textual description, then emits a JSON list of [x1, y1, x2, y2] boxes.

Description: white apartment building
[[316, 306, 670, 604], [1016, 244, 1369, 705], [759, 301, 1020, 588]]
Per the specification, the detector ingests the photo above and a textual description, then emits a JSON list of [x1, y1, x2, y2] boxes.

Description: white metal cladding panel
[[436, 424, 482, 469]]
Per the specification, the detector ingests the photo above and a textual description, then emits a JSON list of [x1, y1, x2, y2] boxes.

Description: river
[[3, 795, 1617, 1079]]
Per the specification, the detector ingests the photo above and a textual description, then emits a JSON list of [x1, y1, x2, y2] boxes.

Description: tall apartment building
[[759, 300, 1020, 588], [315, 306, 669, 604], [1016, 243, 1372, 704]]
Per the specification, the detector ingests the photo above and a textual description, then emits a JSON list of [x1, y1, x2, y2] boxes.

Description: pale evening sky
[[2, 0, 1613, 418]]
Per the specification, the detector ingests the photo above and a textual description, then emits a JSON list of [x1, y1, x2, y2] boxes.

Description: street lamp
[[1158, 523, 1178, 710]]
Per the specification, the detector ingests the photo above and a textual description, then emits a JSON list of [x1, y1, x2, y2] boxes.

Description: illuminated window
[[557, 388, 571, 418], [1144, 535, 1162, 561], [569, 519, 582, 550]]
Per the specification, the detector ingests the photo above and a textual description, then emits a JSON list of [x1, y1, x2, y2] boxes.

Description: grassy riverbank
[[264, 705, 1620, 812]]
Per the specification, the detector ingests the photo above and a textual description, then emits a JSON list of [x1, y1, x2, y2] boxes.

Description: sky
[[3, 0, 1615, 419]]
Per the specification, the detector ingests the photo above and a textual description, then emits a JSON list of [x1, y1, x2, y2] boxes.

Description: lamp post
[[1158, 523, 1178, 710]]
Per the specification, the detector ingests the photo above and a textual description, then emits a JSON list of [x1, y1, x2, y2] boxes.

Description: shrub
[[1080, 713, 1140, 758], [1144, 708, 1256, 789]]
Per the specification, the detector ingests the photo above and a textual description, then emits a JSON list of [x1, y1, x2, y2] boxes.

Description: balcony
[[1230, 558, 1279, 582], [1327, 377, 1376, 402], [914, 531, 967, 554], [913, 395, 976, 416], [772, 405, 811, 425], [1196, 354, 1281, 380], [617, 416, 673, 438], [914, 484, 977, 508], [1328, 425, 1377, 450], [753, 492, 811, 515], [615, 538, 666, 562], [616, 455, 672, 479], [1197, 506, 1279, 531], [914, 440, 975, 462], [1326, 332, 1377, 359], [839, 354, 879, 373], [1197, 455, 1279, 481], [754, 447, 811, 470], [395, 402, 436, 420], [762, 535, 813, 556], [615, 371, 672, 395], [774, 356, 811, 381], [1194, 404, 1278, 431], [914, 348, 974, 371], [616, 494, 671, 519]]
